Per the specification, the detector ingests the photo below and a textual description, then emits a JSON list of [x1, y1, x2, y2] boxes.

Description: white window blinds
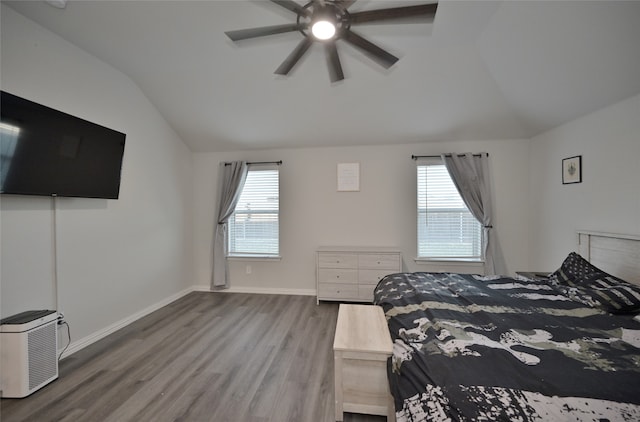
[[228, 166, 279, 256], [417, 162, 482, 260]]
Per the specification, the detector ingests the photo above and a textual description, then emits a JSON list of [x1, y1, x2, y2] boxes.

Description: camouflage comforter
[[373, 272, 640, 421]]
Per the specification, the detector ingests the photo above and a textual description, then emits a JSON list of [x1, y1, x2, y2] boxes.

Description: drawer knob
[[336, 275, 340, 279], [377, 261, 381, 264]]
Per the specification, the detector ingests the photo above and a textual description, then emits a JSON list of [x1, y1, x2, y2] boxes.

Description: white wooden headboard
[[577, 231, 640, 286]]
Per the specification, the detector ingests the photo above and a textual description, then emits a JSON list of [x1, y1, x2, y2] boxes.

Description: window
[[417, 160, 482, 260], [228, 165, 279, 257]]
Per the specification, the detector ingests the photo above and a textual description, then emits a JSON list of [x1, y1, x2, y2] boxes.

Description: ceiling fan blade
[[342, 30, 398, 69], [270, 0, 311, 17], [325, 42, 344, 82], [349, 4, 438, 24], [275, 37, 313, 76], [225, 23, 304, 41]]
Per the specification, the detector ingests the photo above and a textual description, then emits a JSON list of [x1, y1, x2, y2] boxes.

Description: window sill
[[227, 255, 281, 262], [414, 258, 485, 264], [413, 258, 485, 272]]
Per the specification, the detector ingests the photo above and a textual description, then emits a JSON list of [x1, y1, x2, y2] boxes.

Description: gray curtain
[[211, 161, 248, 289], [441, 153, 496, 275]]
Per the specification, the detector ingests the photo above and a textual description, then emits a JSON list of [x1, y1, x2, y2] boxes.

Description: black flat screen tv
[[1, 91, 126, 199]]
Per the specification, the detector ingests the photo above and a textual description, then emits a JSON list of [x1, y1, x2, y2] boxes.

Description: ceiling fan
[[225, 0, 438, 82]]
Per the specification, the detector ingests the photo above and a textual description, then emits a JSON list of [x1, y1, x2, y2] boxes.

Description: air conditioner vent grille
[[28, 322, 58, 390]]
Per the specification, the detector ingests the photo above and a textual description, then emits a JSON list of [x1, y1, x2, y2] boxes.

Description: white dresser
[[316, 246, 402, 304]]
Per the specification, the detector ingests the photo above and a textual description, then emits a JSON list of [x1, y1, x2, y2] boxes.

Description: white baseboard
[[59, 287, 195, 359], [193, 284, 316, 297]]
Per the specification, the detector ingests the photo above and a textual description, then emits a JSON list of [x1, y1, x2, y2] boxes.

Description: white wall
[[528, 93, 640, 271], [0, 5, 194, 343], [193, 139, 530, 293]]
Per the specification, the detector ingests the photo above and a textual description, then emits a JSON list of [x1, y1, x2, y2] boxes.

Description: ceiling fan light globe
[[311, 20, 336, 40]]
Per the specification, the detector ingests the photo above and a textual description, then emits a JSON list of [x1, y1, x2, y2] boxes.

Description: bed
[[373, 231, 640, 421]]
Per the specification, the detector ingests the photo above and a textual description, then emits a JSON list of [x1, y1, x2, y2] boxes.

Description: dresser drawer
[[318, 253, 358, 269], [359, 269, 396, 285], [358, 285, 376, 302], [318, 283, 359, 300], [317, 247, 401, 304], [358, 254, 400, 270], [318, 269, 358, 284]]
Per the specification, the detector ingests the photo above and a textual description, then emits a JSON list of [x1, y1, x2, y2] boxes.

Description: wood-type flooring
[[1, 292, 388, 422]]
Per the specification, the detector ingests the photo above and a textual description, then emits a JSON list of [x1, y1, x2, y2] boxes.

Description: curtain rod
[[411, 153, 488, 160], [224, 160, 282, 166]]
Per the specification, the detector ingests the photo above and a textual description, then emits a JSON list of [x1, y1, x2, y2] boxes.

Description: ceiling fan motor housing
[[298, 1, 351, 40]]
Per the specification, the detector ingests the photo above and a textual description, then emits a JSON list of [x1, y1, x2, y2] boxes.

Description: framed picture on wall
[[337, 162, 360, 191], [562, 155, 582, 184]]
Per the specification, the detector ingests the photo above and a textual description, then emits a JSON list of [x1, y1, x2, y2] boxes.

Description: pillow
[[579, 273, 640, 314], [549, 252, 640, 314], [549, 252, 603, 286]]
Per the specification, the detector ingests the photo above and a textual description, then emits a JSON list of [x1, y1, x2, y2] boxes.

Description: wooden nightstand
[[516, 271, 551, 280], [333, 304, 395, 421]]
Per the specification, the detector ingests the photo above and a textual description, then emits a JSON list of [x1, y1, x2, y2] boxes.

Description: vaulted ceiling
[[4, 0, 640, 152]]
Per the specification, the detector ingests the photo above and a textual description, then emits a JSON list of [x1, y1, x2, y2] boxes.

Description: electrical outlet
[[246, 265, 252, 275]]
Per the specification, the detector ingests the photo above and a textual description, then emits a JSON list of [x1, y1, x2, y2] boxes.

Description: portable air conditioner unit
[[1, 310, 59, 398]]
